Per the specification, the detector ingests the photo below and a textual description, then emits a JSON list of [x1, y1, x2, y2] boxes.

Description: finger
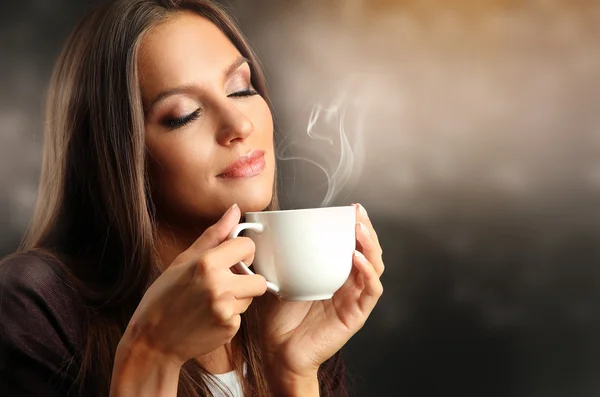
[[232, 297, 254, 315], [353, 203, 380, 246], [201, 237, 256, 270], [229, 273, 268, 299], [353, 250, 383, 312], [356, 221, 384, 277], [190, 204, 241, 252], [336, 260, 364, 293]]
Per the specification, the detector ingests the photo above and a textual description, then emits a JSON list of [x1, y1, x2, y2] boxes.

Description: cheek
[[252, 98, 274, 142], [146, 140, 218, 221], [254, 101, 275, 175], [145, 131, 212, 194]]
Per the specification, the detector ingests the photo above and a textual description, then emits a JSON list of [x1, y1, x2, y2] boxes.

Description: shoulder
[[0, 249, 83, 352], [0, 250, 84, 395], [1, 249, 66, 291]]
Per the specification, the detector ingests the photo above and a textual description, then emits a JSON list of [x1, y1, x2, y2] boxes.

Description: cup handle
[[228, 222, 280, 295]]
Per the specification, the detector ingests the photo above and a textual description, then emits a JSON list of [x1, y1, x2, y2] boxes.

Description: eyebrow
[[147, 56, 250, 109]]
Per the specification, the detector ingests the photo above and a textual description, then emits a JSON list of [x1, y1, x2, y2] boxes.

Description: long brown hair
[[19, 0, 344, 396]]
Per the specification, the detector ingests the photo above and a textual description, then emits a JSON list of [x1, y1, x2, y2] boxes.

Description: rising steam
[[277, 87, 369, 207]]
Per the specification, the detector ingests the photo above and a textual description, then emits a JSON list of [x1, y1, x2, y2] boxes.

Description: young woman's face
[[139, 11, 275, 228]]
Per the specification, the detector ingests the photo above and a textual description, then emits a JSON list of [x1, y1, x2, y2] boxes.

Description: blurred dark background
[[2, 0, 600, 396]]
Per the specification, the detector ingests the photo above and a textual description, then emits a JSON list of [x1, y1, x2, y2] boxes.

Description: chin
[[220, 182, 273, 215], [215, 168, 275, 215], [237, 194, 273, 215]]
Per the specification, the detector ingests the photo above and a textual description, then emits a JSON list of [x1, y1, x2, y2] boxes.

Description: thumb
[[191, 204, 241, 252]]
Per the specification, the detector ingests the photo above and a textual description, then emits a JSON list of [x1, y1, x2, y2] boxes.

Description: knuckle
[[230, 314, 241, 329], [224, 315, 241, 337], [240, 302, 252, 314], [216, 310, 232, 324], [375, 282, 384, 297], [212, 298, 233, 323], [239, 297, 254, 313], [196, 251, 216, 273]]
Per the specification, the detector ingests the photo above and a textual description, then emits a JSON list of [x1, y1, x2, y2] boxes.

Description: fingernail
[[221, 203, 238, 219], [354, 250, 367, 260], [358, 204, 368, 216], [359, 222, 370, 235]]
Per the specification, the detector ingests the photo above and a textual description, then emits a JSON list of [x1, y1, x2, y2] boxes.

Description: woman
[[0, 0, 384, 396]]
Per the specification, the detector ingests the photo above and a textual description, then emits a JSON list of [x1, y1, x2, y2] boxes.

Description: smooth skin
[[110, 11, 384, 397]]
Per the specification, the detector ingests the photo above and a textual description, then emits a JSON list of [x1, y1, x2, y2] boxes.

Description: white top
[[205, 365, 246, 397]]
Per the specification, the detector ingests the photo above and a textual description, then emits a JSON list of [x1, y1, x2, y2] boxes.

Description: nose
[[214, 100, 254, 146]]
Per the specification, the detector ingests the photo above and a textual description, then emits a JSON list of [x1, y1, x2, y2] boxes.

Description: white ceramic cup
[[227, 206, 356, 301]]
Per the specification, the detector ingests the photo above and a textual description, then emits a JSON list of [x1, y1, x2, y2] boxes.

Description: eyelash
[[229, 88, 258, 98], [162, 89, 258, 130], [163, 109, 201, 130]]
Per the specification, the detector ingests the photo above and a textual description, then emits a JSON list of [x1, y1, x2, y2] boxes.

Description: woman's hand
[[111, 204, 267, 396], [259, 203, 384, 394]]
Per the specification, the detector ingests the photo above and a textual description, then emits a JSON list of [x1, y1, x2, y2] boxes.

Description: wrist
[[110, 328, 182, 396], [265, 365, 320, 397]]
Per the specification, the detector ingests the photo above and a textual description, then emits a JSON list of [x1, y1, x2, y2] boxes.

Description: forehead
[[137, 11, 241, 97]]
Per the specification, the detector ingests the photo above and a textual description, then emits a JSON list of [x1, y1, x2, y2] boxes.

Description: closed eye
[[162, 108, 201, 130], [228, 89, 258, 98]]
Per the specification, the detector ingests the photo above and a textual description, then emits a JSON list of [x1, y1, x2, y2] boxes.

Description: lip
[[217, 150, 266, 179]]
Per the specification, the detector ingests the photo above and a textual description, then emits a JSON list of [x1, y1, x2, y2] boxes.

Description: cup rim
[[245, 205, 354, 215]]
